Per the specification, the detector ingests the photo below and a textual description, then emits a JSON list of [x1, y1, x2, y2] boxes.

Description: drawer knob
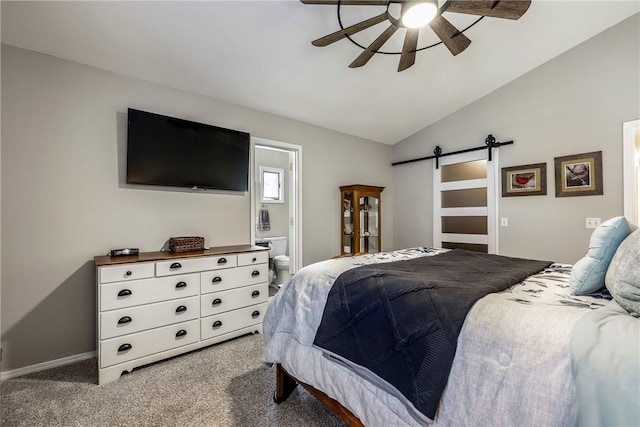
[[117, 316, 132, 325], [252, 310, 260, 319], [125, 271, 132, 276], [117, 289, 132, 297], [175, 329, 187, 338], [170, 262, 182, 270], [251, 270, 260, 278], [118, 343, 132, 352], [252, 257, 257, 263], [218, 258, 227, 265], [212, 298, 222, 307], [175, 305, 187, 313], [212, 320, 222, 328], [212, 276, 222, 284], [251, 290, 260, 298], [175, 281, 187, 289]]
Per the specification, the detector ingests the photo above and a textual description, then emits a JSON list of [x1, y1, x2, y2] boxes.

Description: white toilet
[[259, 236, 290, 286]]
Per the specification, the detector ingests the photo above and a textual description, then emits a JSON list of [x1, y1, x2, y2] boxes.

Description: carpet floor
[[0, 333, 344, 427]]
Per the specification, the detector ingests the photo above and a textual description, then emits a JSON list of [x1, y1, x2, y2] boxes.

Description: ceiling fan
[[301, 0, 531, 71]]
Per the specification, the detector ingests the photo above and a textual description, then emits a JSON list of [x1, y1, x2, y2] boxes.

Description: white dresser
[[95, 245, 269, 385]]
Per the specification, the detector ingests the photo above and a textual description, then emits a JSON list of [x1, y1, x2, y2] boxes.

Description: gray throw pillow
[[605, 230, 640, 316]]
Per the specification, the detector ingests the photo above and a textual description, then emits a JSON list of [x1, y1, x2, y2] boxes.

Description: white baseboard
[[0, 351, 96, 381]]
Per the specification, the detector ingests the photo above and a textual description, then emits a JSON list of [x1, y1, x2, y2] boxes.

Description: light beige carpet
[[1, 333, 343, 427]]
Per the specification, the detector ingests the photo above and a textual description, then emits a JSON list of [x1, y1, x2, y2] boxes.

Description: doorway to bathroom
[[251, 137, 302, 288]]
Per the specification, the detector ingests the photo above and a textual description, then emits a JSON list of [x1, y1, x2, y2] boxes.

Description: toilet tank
[[264, 236, 287, 257]]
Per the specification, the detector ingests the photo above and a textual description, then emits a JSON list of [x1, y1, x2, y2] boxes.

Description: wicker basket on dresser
[[94, 245, 269, 385]]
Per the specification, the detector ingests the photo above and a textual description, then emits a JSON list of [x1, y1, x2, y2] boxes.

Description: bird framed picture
[[554, 151, 603, 197], [501, 162, 547, 197]]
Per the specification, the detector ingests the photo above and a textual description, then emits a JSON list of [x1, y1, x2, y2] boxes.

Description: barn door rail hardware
[[391, 134, 514, 168]]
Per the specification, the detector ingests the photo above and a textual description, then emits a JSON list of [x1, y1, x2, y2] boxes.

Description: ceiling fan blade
[[445, 1, 531, 20], [428, 15, 471, 56], [349, 24, 399, 68], [301, 0, 389, 4], [398, 28, 419, 72], [312, 12, 388, 47]]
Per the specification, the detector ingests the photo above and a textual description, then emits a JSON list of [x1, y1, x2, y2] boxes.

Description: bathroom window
[[260, 166, 284, 203]]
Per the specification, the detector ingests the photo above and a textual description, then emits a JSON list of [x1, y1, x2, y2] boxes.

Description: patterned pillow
[[570, 216, 632, 295], [605, 229, 640, 316]]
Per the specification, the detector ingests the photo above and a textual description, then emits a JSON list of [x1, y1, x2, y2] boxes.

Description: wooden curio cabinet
[[340, 185, 384, 256]]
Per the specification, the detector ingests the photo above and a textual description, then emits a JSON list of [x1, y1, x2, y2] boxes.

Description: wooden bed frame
[[273, 363, 364, 427]]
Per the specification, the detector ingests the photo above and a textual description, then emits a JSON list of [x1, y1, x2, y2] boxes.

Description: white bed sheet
[[262, 248, 606, 426]]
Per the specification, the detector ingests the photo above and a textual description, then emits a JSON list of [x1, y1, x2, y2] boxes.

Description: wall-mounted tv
[[126, 108, 250, 192]]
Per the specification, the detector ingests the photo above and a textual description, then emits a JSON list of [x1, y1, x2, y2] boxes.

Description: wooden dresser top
[[94, 244, 268, 266]]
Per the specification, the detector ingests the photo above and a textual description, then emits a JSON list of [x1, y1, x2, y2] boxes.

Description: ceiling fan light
[[402, 2, 438, 28]]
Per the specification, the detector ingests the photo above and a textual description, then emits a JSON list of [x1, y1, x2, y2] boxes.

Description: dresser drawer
[[201, 302, 267, 341], [156, 255, 237, 277], [100, 273, 199, 311], [200, 268, 240, 294], [237, 251, 268, 267], [99, 319, 199, 368], [201, 264, 268, 294], [101, 296, 199, 339], [201, 283, 268, 317], [99, 262, 155, 284], [237, 264, 268, 286]]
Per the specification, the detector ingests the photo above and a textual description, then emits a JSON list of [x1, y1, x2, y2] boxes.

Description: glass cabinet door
[[342, 191, 354, 255], [359, 195, 380, 253]]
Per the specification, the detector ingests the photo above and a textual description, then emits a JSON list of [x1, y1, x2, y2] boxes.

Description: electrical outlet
[[500, 218, 509, 227], [585, 217, 601, 229]]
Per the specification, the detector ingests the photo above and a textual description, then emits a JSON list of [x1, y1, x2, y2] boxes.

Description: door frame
[[251, 137, 303, 275], [433, 149, 499, 253], [623, 119, 639, 225]]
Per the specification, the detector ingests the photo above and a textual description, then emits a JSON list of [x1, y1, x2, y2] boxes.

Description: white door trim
[[440, 207, 488, 216], [251, 137, 303, 274], [623, 119, 639, 225], [440, 178, 488, 191], [441, 233, 489, 244]]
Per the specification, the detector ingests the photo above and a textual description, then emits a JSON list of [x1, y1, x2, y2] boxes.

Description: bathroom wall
[[255, 146, 290, 247]]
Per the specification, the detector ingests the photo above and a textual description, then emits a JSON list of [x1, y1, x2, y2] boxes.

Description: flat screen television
[[126, 108, 250, 192]]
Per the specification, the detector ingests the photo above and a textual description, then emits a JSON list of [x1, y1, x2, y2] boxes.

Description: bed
[[262, 244, 637, 426]]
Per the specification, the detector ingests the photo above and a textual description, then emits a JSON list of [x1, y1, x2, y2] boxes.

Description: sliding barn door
[[433, 150, 498, 253]]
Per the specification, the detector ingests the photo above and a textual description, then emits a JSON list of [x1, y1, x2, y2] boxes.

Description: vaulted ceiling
[[2, 1, 638, 144]]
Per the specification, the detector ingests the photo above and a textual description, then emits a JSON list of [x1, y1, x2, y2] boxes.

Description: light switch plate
[[585, 217, 601, 229]]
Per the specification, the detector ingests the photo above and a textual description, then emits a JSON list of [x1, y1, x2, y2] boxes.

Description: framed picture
[[501, 162, 547, 197], [554, 151, 603, 197]]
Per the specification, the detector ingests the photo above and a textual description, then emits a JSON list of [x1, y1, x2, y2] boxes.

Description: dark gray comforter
[[313, 249, 552, 419]]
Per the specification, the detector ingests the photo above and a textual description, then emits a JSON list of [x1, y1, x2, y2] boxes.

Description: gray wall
[[393, 14, 640, 264], [0, 44, 393, 372]]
